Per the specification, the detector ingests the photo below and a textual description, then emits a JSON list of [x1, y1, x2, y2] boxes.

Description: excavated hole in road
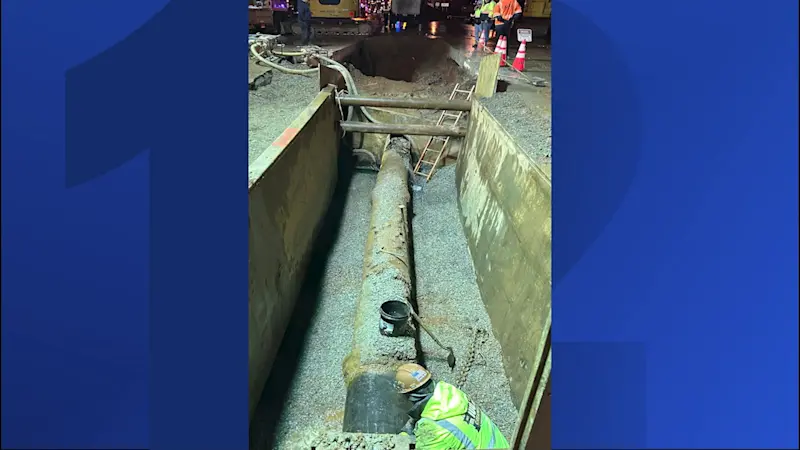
[[345, 35, 463, 84], [343, 35, 475, 165]]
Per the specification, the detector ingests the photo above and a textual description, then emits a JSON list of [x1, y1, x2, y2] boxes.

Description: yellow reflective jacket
[[413, 381, 509, 450], [474, 1, 496, 18]]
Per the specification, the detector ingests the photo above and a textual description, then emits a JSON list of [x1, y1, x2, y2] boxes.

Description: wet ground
[[444, 21, 552, 163]]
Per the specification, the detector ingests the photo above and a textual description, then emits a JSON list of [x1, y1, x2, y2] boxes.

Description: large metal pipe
[[343, 372, 412, 433], [341, 121, 467, 137], [338, 95, 472, 111], [342, 137, 417, 434]]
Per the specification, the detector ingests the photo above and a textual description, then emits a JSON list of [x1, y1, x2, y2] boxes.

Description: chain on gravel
[[456, 327, 486, 389]]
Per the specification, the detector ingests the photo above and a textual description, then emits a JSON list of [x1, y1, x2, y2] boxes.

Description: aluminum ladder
[[412, 84, 474, 181]]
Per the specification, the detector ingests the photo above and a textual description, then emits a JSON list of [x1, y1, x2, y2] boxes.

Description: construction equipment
[[289, 0, 378, 36], [249, 0, 291, 33], [282, 0, 381, 37], [249, 0, 424, 40], [413, 84, 475, 181], [276, 0, 424, 38]]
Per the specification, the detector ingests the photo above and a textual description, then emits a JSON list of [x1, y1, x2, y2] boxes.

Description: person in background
[[296, 0, 313, 45], [395, 363, 509, 449], [472, 0, 496, 48], [492, 0, 522, 41]]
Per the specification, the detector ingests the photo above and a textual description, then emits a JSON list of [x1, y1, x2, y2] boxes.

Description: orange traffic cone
[[493, 35, 504, 57], [512, 40, 526, 71], [496, 36, 507, 66]]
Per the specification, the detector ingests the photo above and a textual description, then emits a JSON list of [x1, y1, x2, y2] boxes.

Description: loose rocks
[[248, 63, 319, 165], [482, 88, 551, 162]]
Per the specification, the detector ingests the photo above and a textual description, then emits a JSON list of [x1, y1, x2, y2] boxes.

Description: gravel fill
[[482, 88, 552, 162], [248, 62, 319, 165], [265, 172, 377, 450], [298, 431, 411, 450], [411, 164, 520, 439]]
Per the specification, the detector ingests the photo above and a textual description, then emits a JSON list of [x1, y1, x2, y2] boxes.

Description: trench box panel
[[248, 87, 339, 420], [455, 100, 552, 410]]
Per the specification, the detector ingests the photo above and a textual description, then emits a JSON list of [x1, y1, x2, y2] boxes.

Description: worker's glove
[[401, 418, 416, 436], [399, 431, 416, 445]]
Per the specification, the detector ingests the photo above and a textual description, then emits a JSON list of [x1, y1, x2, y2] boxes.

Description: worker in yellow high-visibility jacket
[[396, 363, 510, 449], [472, 0, 497, 48]]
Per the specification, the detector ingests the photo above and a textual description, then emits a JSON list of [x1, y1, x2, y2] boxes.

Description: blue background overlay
[[2, 0, 797, 448]]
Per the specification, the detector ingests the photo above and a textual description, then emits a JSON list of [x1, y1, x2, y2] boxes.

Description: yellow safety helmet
[[395, 363, 432, 394]]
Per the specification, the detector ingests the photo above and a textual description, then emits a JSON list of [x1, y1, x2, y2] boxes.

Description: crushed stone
[[482, 87, 551, 163], [411, 164, 520, 439], [291, 431, 412, 450], [255, 172, 377, 450], [248, 61, 319, 165]]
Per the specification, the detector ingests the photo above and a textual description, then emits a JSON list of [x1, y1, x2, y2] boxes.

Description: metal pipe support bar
[[338, 95, 472, 111], [340, 121, 467, 137]]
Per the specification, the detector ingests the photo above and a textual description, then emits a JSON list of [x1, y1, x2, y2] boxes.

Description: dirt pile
[[346, 35, 475, 99]]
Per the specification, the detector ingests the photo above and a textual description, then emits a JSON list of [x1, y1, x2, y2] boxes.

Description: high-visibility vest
[[474, 2, 495, 19], [480, 1, 496, 15], [493, 0, 521, 25], [474, 1, 496, 18], [413, 382, 510, 450]]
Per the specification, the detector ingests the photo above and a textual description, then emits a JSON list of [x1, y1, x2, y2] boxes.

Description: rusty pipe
[[343, 137, 415, 435], [338, 96, 472, 111], [340, 121, 467, 137]]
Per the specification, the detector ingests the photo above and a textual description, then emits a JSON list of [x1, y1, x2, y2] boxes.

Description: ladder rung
[[455, 89, 472, 94], [419, 149, 433, 156], [432, 136, 448, 141], [418, 160, 434, 165], [442, 112, 461, 119]]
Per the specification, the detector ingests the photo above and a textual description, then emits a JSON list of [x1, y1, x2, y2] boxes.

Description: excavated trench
[[342, 35, 476, 165], [249, 34, 550, 450], [250, 144, 519, 450], [344, 35, 471, 95], [345, 35, 455, 82]]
